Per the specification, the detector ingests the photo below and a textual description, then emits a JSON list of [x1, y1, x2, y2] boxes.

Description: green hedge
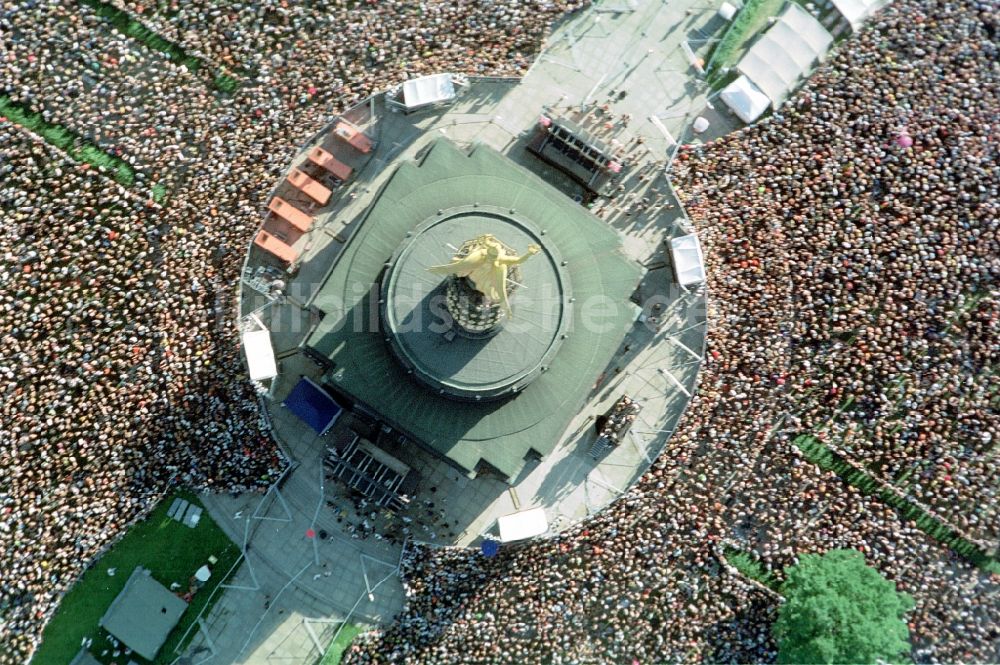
[[77, 0, 244, 92], [793, 435, 999, 574], [214, 74, 241, 94], [150, 183, 169, 203], [724, 546, 781, 590], [1, 96, 135, 186]]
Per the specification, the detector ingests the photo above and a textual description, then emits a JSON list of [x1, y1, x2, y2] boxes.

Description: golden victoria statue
[[428, 234, 541, 315]]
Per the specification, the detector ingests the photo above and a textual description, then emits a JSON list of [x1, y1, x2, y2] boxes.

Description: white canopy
[[829, 0, 890, 29], [242, 329, 277, 381], [402, 74, 456, 110], [671, 233, 706, 287], [737, 3, 833, 108], [497, 507, 548, 542], [720, 74, 771, 124]]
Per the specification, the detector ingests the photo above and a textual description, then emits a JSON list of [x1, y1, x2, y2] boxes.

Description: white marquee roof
[[497, 508, 548, 542], [720, 74, 772, 124], [737, 3, 833, 108], [242, 328, 277, 381], [402, 74, 456, 110], [671, 233, 706, 287], [829, 0, 891, 29]]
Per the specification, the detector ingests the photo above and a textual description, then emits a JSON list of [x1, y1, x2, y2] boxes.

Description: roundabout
[[217, 9, 714, 658]]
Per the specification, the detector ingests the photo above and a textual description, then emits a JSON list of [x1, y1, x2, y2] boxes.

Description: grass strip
[[793, 435, 999, 574], [1, 95, 135, 186], [77, 0, 245, 92], [31, 490, 241, 665]]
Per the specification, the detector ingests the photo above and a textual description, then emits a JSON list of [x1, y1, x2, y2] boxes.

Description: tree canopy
[[774, 549, 915, 664]]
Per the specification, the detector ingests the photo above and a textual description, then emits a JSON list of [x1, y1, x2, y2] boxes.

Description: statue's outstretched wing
[[427, 248, 486, 277]]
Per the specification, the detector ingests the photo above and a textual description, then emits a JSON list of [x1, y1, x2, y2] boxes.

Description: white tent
[[671, 233, 706, 287], [497, 507, 548, 542], [719, 74, 771, 124], [828, 0, 890, 30], [402, 74, 456, 111], [242, 329, 277, 381], [737, 3, 833, 109]]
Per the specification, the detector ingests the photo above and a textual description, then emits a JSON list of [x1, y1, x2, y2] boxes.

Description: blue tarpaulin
[[283, 377, 342, 434], [480, 540, 500, 558]]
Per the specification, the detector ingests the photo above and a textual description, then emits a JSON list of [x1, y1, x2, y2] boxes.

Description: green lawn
[[320, 624, 366, 665], [32, 491, 240, 665]]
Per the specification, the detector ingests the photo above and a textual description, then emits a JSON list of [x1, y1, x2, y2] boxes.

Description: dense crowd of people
[[0, 0, 996, 662], [107, 0, 574, 111], [690, 1, 1000, 542], [0, 0, 584, 661], [2, 1, 214, 186], [0, 126, 285, 661], [594, 394, 641, 447]]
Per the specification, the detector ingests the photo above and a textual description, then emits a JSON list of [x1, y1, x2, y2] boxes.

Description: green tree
[[775, 549, 915, 665]]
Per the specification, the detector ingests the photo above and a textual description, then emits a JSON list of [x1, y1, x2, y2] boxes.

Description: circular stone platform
[[380, 205, 572, 401]]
